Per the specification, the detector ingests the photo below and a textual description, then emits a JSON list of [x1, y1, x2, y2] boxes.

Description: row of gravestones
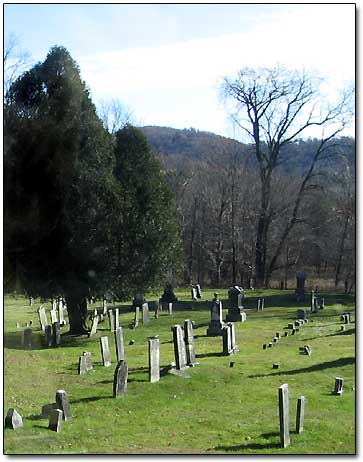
[[21, 321, 62, 350], [206, 290, 247, 337]]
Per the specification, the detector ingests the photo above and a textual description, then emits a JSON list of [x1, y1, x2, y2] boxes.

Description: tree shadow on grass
[[214, 432, 280, 452], [248, 357, 355, 378], [196, 352, 224, 359], [71, 395, 112, 404]]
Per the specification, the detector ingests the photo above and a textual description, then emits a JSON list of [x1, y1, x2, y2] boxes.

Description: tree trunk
[[335, 214, 349, 289], [65, 294, 89, 334]]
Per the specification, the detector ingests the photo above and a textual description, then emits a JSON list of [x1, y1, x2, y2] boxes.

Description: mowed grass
[[4, 289, 355, 454]]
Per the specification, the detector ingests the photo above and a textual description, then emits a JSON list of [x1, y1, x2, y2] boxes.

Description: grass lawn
[[3, 289, 356, 454]]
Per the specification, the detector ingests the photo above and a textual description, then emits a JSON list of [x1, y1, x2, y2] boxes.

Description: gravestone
[[48, 409, 63, 432], [168, 303, 173, 315], [133, 306, 140, 328], [50, 309, 58, 324], [228, 322, 238, 353], [115, 327, 125, 362], [41, 403, 58, 418], [332, 377, 344, 395], [78, 355, 87, 375], [184, 319, 197, 366], [172, 324, 187, 370], [191, 287, 197, 301], [222, 323, 238, 355], [154, 301, 160, 319], [207, 297, 225, 336], [58, 300, 66, 326], [100, 336, 112, 367], [114, 308, 120, 330], [29, 296, 34, 306], [102, 298, 107, 315], [44, 325, 53, 347], [249, 278, 254, 289], [38, 306, 48, 331], [22, 328, 32, 350], [5, 408, 23, 429], [148, 336, 160, 382], [226, 286, 245, 322], [89, 315, 99, 338], [113, 360, 128, 397], [278, 383, 290, 448], [297, 309, 307, 320], [296, 396, 306, 434], [16, 322, 20, 329], [340, 325, 345, 332], [257, 299, 261, 311], [195, 284, 202, 299], [55, 389, 73, 420], [295, 272, 306, 301], [310, 290, 315, 312], [52, 322, 61, 347], [261, 298, 265, 310], [108, 309, 115, 332], [319, 298, 325, 310], [83, 351, 93, 371], [142, 303, 150, 323]]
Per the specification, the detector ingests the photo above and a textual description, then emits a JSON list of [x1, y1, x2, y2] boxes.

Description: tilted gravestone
[[296, 396, 306, 434], [44, 325, 53, 347], [172, 324, 187, 370], [48, 409, 63, 432], [78, 355, 87, 375], [115, 327, 125, 362], [52, 322, 61, 347], [22, 328, 32, 350], [89, 315, 99, 338], [55, 389, 73, 420], [184, 319, 197, 366], [279, 383, 290, 448], [226, 286, 246, 322], [133, 306, 140, 328], [108, 309, 115, 332], [195, 284, 202, 299], [142, 303, 150, 323], [148, 336, 160, 383], [5, 408, 23, 429], [100, 336, 112, 367], [207, 297, 225, 336], [113, 360, 128, 397]]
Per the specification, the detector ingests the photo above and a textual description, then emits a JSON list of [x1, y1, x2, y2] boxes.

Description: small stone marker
[[113, 360, 128, 397], [332, 377, 344, 395], [102, 298, 107, 315], [273, 363, 280, 369], [52, 322, 61, 347], [29, 296, 34, 306], [5, 408, 23, 429], [41, 403, 57, 418], [276, 332, 280, 339], [184, 319, 197, 366], [297, 309, 307, 320], [278, 383, 290, 448], [115, 327, 125, 362], [287, 323, 294, 329], [58, 302, 66, 326], [44, 325, 53, 347], [263, 344, 267, 349], [89, 315, 99, 338], [100, 336, 112, 367], [16, 322, 20, 329], [48, 409, 63, 432], [154, 301, 160, 319], [148, 336, 160, 383], [319, 298, 325, 309], [340, 325, 345, 332], [191, 287, 197, 301], [261, 298, 265, 310], [83, 351, 93, 371], [230, 361, 235, 367], [284, 332, 289, 337], [296, 396, 306, 434], [303, 345, 312, 356], [168, 302, 173, 315], [22, 328, 32, 349], [268, 342, 273, 348], [38, 306, 48, 331], [195, 284, 202, 299], [172, 324, 187, 370], [257, 298, 261, 311], [142, 303, 150, 323], [55, 389, 72, 420], [133, 306, 140, 328], [108, 309, 115, 332]]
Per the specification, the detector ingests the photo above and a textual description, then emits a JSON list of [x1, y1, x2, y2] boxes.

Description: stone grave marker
[[89, 315, 99, 338], [207, 297, 225, 336], [22, 328, 32, 350], [297, 309, 307, 320], [55, 389, 73, 420], [278, 383, 290, 448], [191, 287, 197, 301], [340, 325, 345, 332], [38, 306, 48, 331], [108, 309, 115, 332], [296, 396, 306, 434], [40, 403, 58, 418], [222, 323, 238, 355], [5, 408, 23, 429], [113, 360, 128, 397], [103, 298, 107, 315], [195, 284, 202, 299], [83, 351, 93, 371], [115, 326, 125, 362], [44, 325, 53, 347], [172, 324, 187, 370], [257, 298, 261, 311], [310, 290, 315, 312], [52, 322, 61, 347], [154, 301, 160, 319], [184, 319, 197, 366], [78, 355, 87, 375], [29, 296, 34, 306], [58, 301, 66, 326], [332, 377, 344, 395], [168, 302, 173, 315], [261, 298, 265, 310], [49, 409, 63, 432], [148, 336, 160, 382], [50, 309, 58, 324], [133, 306, 140, 328], [16, 322, 20, 329], [114, 308, 120, 330], [226, 286, 245, 322], [100, 336, 112, 367], [319, 298, 325, 309], [142, 303, 150, 323]]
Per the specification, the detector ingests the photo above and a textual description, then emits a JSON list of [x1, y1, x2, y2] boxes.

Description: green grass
[[4, 289, 355, 454]]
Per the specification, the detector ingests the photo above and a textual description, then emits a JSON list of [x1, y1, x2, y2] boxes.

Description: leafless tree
[[4, 33, 31, 95], [98, 98, 134, 134]]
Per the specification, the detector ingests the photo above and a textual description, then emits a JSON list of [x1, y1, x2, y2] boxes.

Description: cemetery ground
[[4, 289, 355, 454]]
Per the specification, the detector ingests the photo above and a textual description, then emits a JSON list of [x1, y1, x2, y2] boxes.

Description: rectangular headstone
[[48, 409, 63, 432], [296, 396, 306, 434], [100, 336, 112, 366], [103, 298, 107, 315], [297, 309, 307, 320], [168, 303, 173, 315], [172, 324, 187, 370], [44, 325, 53, 347], [279, 383, 290, 448], [5, 408, 23, 429], [78, 355, 87, 374], [22, 328, 32, 349], [261, 298, 265, 310], [184, 319, 197, 366], [191, 288, 197, 301], [114, 308, 120, 330], [55, 389, 72, 420], [226, 286, 245, 322], [38, 306, 48, 331], [154, 301, 160, 319], [228, 322, 238, 353], [108, 309, 115, 332], [89, 315, 99, 338], [142, 303, 150, 323], [133, 306, 140, 328], [83, 351, 93, 371], [195, 284, 202, 299], [50, 309, 58, 324], [222, 325, 232, 355], [115, 327, 125, 362], [52, 322, 61, 347], [113, 360, 128, 397], [333, 377, 344, 395], [148, 336, 160, 382]]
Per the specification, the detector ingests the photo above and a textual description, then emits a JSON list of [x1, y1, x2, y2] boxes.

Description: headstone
[[191, 287, 197, 301], [276, 332, 280, 339], [38, 306, 48, 331], [44, 325, 53, 347], [78, 355, 87, 375], [261, 298, 265, 310], [108, 309, 115, 332], [55, 389, 72, 420], [103, 298, 107, 315], [5, 408, 23, 429], [207, 298, 225, 336], [295, 272, 306, 301], [83, 351, 93, 371], [287, 323, 294, 329], [184, 319, 197, 366], [332, 377, 344, 395], [58, 300, 66, 326], [52, 322, 61, 347], [340, 325, 345, 332], [195, 284, 202, 299], [48, 409, 63, 432], [100, 336, 112, 367], [154, 301, 160, 319], [222, 324, 238, 355], [263, 344, 267, 349], [50, 309, 58, 324], [226, 286, 245, 322], [41, 403, 58, 418], [257, 299, 261, 311], [296, 396, 306, 434], [310, 290, 315, 312], [172, 324, 187, 370], [319, 298, 325, 310], [142, 303, 150, 323], [279, 383, 290, 448], [113, 360, 128, 397], [89, 315, 99, 338], [313, 297, 319, 313], [133, 306, 140, 328], [114, 308, 120, 330], [115, 327, 125, 362], [303, 345, 312, 356], [29, 296, 34, 306], [228, 322, 238, 353], [148, 336, 160, 382], [297, 309, 307, 320], [168, 303, 173, 315], [249, 278, 254, 289], [273, 363, 280, 369], [16, 322, 20, 329], [22, 328, 32, 349]]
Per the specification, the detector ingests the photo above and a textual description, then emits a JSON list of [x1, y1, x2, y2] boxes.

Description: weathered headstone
[[100, 336, 112, 367], [115, 327, 125, 362], [41, 403, 58, 418], [228, 322, 238, 353], [222, 323, 238, 355], [340, 325, 346, 332], [103, 298, 107, 315], [114, 308, 120, 330], [50, 309, 58, 324], [278, 383, 290, 448], [58, 300, 66, 326], [195, 284, 202, 299], [148, 336, 160, 383], [78, 355, 87, 375], [38, 306, 48, 331], [108, 309, 115, 332], [296, 396, 306, 434], [168, 302, 173, 315], [52, 322, 61, 347], [113, 360, 128, 397], [55, 389, 72, 420], [16, 322, 20, 329], [142, 303, 150, 323], [29, 296, 34, 306], [44, 325, 53, 347], [89, 315, 99, 338], [261, 298, 265, 311], [172, 324, 187, 370], [207, 298, 225, 336], [83, 351, 93, 371], [133, 306, 140, 328], [22, 328, 32, 349], [5, 408, 23, 429], [184, 319, 197, 366], [226, 286, 245, 322], [191, 287, 197, 301], [332, 377, 344, 395], [48, 409, 63, 432], [257, 299, 261, 311]]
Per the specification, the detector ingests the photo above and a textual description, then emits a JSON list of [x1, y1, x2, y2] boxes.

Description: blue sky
[[4, 3, 355, 139]]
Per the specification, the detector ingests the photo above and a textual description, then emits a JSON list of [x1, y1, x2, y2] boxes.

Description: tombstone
[[263, 344, 267, 349], [207, 298, 225, 336], [29, 296, 34, 306], [22, 328, 32, 350], [100, 336, 112, 367], [276, 332, 280, 339], [226, 286, 245, 322], [319, 298, 325, 310], [313, 297, 319, 313], [257, 299, 261, 311], [133, 306, 140, 328], [148, 336, 160, 383], [78, 355, 87, 375], [50, 309, 58, 324], [273, 337, 279, 343], [296, 396, 306, 434], [287, 323, 294, 329], [310, 290, 315, 312], [273, 363, 280, 369], [172, 325, 187, 370], [284, 332, 289, 337], [154, 301, 160, 319], [303, 345, 312, 356], [52, 322, 61, 347], [113, 360, 128, 397], [55, 389, 73, 420], [93, 308, 98, 317], [142, 303, 150, 323], [261, 298, 265, 311], [5, 408, 23, 429], [58, 300, 66, 326], [114, 308, 120, 330], [332, 377, 344, 395], [41, 402, 58, 418], [184, 319, 197, 366], [249, 278, 254, 290], [168, 303, 173, 315], [48, 409, 63, 432], [228, 322, 238, 353], [44, 325, 53, 347], [38, 306, 48, 331], [83, 351, 93, 371], [102, 298, 107, 315], [108, 309, 115, 332], [16, 322, 20, 329], [195, 284, 202, 299], [297, 309, 307, 320], [222, 323, 238, 355], [115, 327, 125, 362], [340, 325, 345, 332], [191, 287, 197, 301], [278, 383, 290, 448], [88, 315, 99, 338], [295, 272, 306, 301]]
